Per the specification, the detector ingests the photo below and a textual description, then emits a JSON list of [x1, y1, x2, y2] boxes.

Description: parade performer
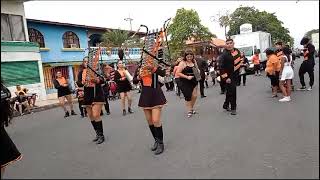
[[77, 53, 106, 144]]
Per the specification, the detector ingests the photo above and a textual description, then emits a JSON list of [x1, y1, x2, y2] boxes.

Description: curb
[[12, 99, 78, 117]]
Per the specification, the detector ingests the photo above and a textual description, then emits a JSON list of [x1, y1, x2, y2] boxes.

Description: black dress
[[133, 67, 167, 109], [77, 70, 105, 106], [0, 83, 22, 168], [180, 66, 198, 101], [114, 70, 132, 93]]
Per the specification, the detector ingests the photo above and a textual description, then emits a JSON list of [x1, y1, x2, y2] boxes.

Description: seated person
[[15, 85, 37, 107], [15, 91, 31, 116]]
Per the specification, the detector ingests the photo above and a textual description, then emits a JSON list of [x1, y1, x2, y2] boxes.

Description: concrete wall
[[27, 21, 88, 63], [1, 0, 29, 41]]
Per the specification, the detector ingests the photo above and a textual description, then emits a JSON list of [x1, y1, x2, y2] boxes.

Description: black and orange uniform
[[1, 83, 22, 168], [77, 69, 105, 106], [220, 48, 241, 111], [114, 70, 132, 93], [53, 77, 72, 98], [133, 66, 167, 155], [299, 43, 315, 88]]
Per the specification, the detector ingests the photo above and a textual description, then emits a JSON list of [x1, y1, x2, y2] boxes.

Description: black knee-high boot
[[95, 121, 105, 144], [154, 126, 164, 155], [149, 125, 158, 151], [90, 121, 99, 142]]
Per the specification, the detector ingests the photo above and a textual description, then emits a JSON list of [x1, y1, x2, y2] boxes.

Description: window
[[28, 28, 45, 48], [1, 13, 26, 41], [62, 31, 80, 48]]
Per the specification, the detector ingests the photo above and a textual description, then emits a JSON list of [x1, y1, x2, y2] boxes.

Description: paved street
[[4, 58, 319, 179]]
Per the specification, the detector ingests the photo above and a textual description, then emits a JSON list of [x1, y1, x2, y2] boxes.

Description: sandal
[[187, 111, 193, 118]]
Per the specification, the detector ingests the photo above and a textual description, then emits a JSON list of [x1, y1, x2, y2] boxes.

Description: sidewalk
[[13, 96, 78, 117]]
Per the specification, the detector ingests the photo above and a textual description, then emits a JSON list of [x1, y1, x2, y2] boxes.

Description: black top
[[220, 48, 241, 79], [304, 43, 315, 65]]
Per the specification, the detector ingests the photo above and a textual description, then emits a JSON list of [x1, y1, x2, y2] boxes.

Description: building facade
[[1, 0, 47, 100], [26, 19, 144, 94]]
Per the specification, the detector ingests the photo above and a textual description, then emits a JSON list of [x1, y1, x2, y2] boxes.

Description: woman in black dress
[[133, 64, 167, 155], [114, 60, 133, 116], [176, 50, 199, 118], [1, 80, 22, 178], [77, 57, 106, 144], [53, 71, 76, 118]]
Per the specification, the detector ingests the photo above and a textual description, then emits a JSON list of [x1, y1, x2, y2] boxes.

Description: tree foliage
[[305, 29, 319, 39], [167, 8, 216, 59], [225, 6, 294, 46], [101, 29, 129, 47]]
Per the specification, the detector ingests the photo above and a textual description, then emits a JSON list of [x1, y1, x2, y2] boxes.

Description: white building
[[1, 0, 46, 100], [311, 32, 319, 52]]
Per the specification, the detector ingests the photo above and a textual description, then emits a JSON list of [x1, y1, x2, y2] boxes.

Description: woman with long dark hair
[[133, 63, 167, 155], [1, 79, 22, 178], [77, 57, 106, 144], [114, 60, 133, 116], [176, 50, 199, 118]]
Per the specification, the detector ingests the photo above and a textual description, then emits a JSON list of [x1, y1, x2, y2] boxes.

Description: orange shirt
[[56, 77, 68, 86], [252, 54, 260, 65], [265, 54, 281, 75]]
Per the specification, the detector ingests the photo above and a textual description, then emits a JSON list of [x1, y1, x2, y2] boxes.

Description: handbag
[[192, 62, 202, 81], [240, 67, 246, 75]]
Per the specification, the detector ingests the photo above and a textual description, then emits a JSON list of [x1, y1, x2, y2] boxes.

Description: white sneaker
[[279, 96, 290, 102], [307, 87, 312, 91]]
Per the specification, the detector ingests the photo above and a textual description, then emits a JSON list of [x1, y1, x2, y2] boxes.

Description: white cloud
[[23, 1, 319, 48]]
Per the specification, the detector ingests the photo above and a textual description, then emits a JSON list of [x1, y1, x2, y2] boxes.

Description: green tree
[[305, 29, 319, 39], [167, 8, 216, 59], [226, 6, 294, 46], [101, 29, 129, 47]]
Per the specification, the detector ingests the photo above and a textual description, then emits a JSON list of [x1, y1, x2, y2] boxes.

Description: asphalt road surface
[[3, 57, 319, 179]]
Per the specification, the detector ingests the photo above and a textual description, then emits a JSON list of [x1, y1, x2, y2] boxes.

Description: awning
[[43, 61, 83, 67]]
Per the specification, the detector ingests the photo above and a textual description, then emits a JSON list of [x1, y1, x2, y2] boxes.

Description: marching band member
[[133, 64, 167, 155], [77, 57, 105, 144]]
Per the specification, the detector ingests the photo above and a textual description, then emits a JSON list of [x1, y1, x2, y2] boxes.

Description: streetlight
[[124, 14, 133, 31]]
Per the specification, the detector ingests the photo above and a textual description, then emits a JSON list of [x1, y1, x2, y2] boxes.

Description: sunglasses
[[186, 53, 194, 56]]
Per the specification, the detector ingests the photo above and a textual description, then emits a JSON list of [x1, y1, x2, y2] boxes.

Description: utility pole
[[124, 14, 133, 31]]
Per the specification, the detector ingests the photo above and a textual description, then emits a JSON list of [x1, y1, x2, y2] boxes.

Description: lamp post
[[124, 14, 133, 31]]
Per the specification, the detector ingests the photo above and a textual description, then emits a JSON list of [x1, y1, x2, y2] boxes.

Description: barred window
[[1, 13, 26, 41], [62, 31, 80, 48], [28, 28, 45, 48]]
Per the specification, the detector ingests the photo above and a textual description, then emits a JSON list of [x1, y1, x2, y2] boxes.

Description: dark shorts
[[83, 86, 105, 106], [267, 72, 280, 87], [254, 64, 260, 71], [57, 87, 72, 98]]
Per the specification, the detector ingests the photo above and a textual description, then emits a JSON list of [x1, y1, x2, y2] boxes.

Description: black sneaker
[[231, 110, 237, 115], [297, 86, 306, 91], [64, 111, 70, 118], [122, 109, 126, 116], [128, 107, 133, 114], [71, 110, 77, 115]]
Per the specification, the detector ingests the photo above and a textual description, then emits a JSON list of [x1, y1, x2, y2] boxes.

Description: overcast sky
[[23, 0, 319, 48]]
